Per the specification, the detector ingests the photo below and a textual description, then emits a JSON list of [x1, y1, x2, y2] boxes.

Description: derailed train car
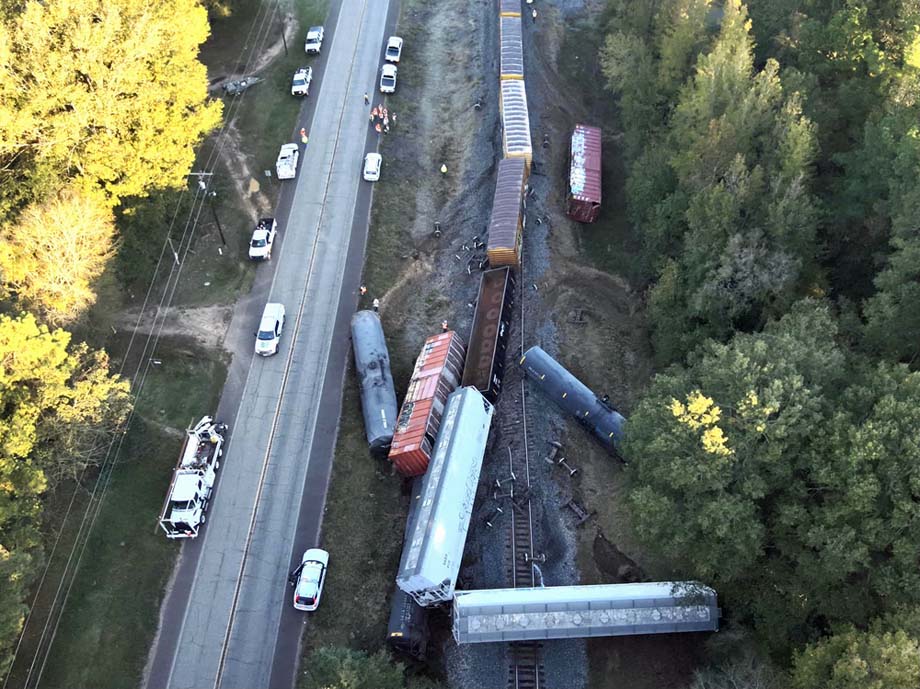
[[461, 267, 515, 402], [519, 345, 625, 455], [387, 478, 430, 658], [396, 387, 494, 606], [351, 310, 398, 454]]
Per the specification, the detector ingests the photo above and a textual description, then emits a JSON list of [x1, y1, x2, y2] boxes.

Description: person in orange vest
[[300, 127, 308, 144], [374, 122, 382, 133]]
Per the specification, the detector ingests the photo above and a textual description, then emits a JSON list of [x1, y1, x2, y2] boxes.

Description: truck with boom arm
[[158, 416, 228, 538]]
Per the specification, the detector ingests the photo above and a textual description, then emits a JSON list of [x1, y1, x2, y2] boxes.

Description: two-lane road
[[146, 0, 395, 687]]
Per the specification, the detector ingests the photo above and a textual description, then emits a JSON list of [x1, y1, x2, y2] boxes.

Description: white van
[[255, 303, 286, 356]]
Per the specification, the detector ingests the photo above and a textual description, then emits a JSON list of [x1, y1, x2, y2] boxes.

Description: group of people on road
[[364, 92, 395, 133]]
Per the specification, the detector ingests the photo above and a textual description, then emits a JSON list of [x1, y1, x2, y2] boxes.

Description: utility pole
[[208, 191, 227, 246], [280, 17, 288, 56]]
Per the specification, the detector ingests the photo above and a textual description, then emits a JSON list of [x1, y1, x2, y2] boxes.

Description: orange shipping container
[[389, 331, 466, 476]]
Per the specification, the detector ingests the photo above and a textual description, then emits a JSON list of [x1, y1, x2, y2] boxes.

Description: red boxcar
[[566, 124, 602, 223], [388, 331, 466, 476]]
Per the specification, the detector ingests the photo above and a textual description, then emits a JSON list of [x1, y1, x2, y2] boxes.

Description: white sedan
[[385, 36, 403, 63], [363, 152, 382, 182], [275, 143, 300, 180], [379, 64, 397, 93], [291, 548, 329, 611]]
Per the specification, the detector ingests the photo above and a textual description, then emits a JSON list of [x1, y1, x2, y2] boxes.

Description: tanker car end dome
[[519, 346, 625, 456], [351, 310, 398, 454]]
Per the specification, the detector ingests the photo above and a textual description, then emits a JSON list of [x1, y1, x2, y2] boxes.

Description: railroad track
[[501, 260, 543, 689]]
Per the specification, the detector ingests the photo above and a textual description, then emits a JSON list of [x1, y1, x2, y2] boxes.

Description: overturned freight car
[[519, 345, 625, 455], [388, 331, 466, 476], [351, 310, 398, 454], [396, 387, 494, 606], [486, 157, 528, 267], [566, 124, 602, 223], [462, 268, 515, 402]]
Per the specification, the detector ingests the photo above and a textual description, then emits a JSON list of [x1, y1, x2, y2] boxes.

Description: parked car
[[291, 548, 329, 611], [363, 152, 382, 182], [255, 303, 286, 356], [291, 67, 313, 96], [304, 26, 324, 54], [275, 143, 300, 180], [385, 36, 403, 63], [379, 64, 397, 93], [248, 218, 278, 260]]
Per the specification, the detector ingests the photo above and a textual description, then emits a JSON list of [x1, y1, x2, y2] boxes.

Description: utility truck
[[158, 416, 228, 538]]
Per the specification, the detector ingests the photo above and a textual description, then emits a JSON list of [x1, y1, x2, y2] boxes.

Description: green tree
[[624, 300, 920, 648], [302, 647, 405, 689], [792, 609, 920, 689], [0, 187, 117, 324], [0, 0, 222, 211], [0, 313, 130, 672]]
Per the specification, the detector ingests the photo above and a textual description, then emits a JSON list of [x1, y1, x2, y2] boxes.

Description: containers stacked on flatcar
[[396, 387, 494, 606], [351, 310, 398, 454], [486, 157, 528, 267], [519, 345, 625, 455], [462, 268, 515, 402], [500, 80, 533, 170], [388, 331, 466, 476], [566, 124, 602, 223], [500, 15, 524, 80], [498, 0, 521, 17]]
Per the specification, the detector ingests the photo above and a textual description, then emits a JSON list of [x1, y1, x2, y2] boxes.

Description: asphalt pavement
[[144, 0, 397, 687]]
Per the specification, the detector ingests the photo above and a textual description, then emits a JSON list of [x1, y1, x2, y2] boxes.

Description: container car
[[499, 0, 521, 17], [566, 124, 602, 223], [388, 331, 466, 476], [461, 268, 515, 402], [486, 157, 528, 267], [519, 346, 625, 455], [396, 387, 494, 606], [500, 80, 533, 170], [351, 311, 398, 454], [453, 582, 719, 644], [500, 16, 524, 80]]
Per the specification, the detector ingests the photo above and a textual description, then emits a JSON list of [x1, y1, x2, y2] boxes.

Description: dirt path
[[218, 119, 274, 225], [115, 304, 234, 351]]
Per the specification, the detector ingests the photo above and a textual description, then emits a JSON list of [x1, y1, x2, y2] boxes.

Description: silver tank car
[[351, 310, 398, 453], [519, 345, 625, 455]]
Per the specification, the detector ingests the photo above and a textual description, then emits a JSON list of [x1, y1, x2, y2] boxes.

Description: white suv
[[255, 303, 285, 356], [291, 549, 329, 611], [379, 64, 397, 93], [304, 26, 324, 54]]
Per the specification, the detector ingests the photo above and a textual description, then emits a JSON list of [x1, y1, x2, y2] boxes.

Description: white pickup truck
[[158, 416, 228, 538], [276, 143, 300, 180], [305, 26, 324, 54], [291, 67, 313, 96]]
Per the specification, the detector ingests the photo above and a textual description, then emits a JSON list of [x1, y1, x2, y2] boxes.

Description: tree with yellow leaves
[[0, 187, 116, 324], [0, 0, 222, 211], [0, 312, 130, 674]]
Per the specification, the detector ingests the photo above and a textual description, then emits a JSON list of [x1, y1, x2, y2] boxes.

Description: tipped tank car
[[461, 267, 515, 402], [519, 346, 625, 455], [388, 331, 466, 477], [351, 310, 398, 454], [387, 478, 430, 658], [396, 386, 494, 606]]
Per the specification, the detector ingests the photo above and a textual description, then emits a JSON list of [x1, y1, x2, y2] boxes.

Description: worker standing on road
[[372, 298, 380, 312], [300, 127, 308, 144], [532, 8, 537, 22], [364, 92, 370, 105]]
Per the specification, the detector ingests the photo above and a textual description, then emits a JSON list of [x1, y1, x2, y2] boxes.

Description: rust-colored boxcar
[[566, 124, 602, 223], [486, 157, 528, 267], [388, 331, 466, 476], [461, 268, 516, 402]]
